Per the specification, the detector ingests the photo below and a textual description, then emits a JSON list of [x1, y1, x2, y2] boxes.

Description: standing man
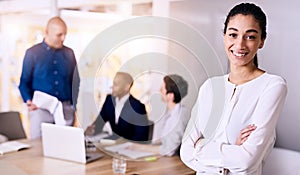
[[19, 16, 80, 139]]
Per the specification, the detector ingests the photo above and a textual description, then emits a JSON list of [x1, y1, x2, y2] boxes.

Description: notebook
[[0, 141, 30, 155], [41, 123, 103, 164]]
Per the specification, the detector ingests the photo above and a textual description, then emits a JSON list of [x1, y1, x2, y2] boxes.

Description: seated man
[[129, 74, 190, 156], [85, 72, 150, 142]]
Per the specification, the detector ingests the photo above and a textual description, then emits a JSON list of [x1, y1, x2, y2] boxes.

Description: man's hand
[[26, 100, 37, 111], [85, 124, 95, 136], [235, 124, 257, 145]]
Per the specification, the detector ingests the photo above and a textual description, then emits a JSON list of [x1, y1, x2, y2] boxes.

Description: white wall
[[169, 0, 300, 152], [2, 0, 299, 151]]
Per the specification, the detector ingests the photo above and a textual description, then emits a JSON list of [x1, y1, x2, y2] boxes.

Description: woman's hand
[[235, 124, 257, 145], [194, 137, 204, 148]]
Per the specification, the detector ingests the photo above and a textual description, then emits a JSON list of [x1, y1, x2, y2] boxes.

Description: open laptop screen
[[41, 123, 102, 164]]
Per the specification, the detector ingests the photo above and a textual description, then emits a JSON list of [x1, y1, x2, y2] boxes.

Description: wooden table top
[[0, 139, 195, 175]]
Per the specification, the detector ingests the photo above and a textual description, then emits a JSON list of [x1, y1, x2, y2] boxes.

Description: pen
[[144, 156, 157, 162]]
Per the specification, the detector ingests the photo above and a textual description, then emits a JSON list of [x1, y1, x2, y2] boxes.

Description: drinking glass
[[112, 156, 127, 175]]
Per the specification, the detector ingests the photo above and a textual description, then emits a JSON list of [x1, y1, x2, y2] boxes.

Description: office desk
[[0, 139, 195, 175]]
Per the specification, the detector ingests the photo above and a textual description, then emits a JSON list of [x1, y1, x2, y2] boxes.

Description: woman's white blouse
[[180, 73, 287, 175]]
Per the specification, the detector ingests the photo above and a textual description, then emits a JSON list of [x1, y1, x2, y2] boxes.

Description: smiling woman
[[223, 5, 266, 86], [224, 14, 266, 85], [180, 3, 287, 175]]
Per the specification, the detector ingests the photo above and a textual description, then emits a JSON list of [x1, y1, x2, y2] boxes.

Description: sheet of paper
[[85, 132, 110, 142], [32, 91, 66, 125], [104, 142, 154, 159]]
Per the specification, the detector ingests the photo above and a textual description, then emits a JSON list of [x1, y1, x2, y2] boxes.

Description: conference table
[[0, 139, 195, 175]]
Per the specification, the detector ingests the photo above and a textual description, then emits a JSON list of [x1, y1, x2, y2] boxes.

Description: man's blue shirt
[[19, 41, 80, 105]]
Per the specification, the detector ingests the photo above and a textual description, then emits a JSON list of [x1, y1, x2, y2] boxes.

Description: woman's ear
[[259, 38, 266, 49]]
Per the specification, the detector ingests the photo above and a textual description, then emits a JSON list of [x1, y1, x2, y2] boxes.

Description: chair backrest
[[148, 120, 154, 141], [0, 111, 26, 140]]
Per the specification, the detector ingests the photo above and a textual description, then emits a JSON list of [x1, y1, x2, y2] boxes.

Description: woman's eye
[[228, 33, 237, 38], [246, 35, 256, 40]]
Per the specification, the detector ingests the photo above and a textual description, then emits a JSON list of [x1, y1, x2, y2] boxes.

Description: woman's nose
[[235, 36, 246, 49]]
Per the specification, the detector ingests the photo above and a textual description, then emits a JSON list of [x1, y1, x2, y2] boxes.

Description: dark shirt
[[19, 40, 80, 105], [94, 95, 151, 142]]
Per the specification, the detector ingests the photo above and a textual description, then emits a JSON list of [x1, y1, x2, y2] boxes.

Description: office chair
[[148, 120, 154, 141], [0, 111, 27, 140]]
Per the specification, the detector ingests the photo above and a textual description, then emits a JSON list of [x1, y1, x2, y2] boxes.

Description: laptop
[[41, 123, 103, 164]]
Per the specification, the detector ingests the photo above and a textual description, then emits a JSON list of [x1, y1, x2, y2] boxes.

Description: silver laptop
[[41, 123, 103, 164]]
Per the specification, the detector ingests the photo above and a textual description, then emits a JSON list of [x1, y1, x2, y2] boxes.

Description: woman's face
[[224, 14, 265, 67]]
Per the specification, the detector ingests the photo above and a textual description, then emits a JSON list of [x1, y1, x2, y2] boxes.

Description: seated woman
[[130, 74, 189, 156]]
